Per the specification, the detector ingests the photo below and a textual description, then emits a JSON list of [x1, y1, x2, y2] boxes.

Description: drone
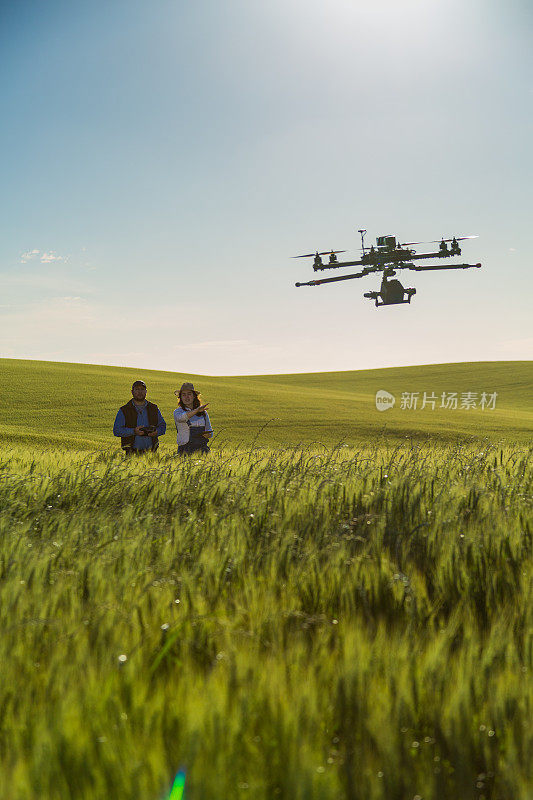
[[294, 229, 481, 306]]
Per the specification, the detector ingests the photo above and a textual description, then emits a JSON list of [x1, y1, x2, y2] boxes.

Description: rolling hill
[[0, 358, 531, 450]]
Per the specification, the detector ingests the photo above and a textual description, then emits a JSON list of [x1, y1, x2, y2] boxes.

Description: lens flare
[[167, 770, 186, 800]]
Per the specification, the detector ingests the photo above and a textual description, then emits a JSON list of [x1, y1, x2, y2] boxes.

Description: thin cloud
[[2, 273, 92, 292], [55, 296, 83, 302], [19, 249, 68, 264], [41, 252, 65, 263], [173, 339, 250, 350], [0, 298, 201, 340], [20, 249, 40, 263], [497, 337, 533, 353]]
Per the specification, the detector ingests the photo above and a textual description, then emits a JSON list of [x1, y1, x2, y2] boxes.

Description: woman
[[173, 382, 213, 455]]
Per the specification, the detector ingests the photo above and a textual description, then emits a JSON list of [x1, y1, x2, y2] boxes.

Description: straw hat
[[174, 382, 197, 397]]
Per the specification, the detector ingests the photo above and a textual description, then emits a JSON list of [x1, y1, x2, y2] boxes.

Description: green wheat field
[[0, 358, 531, 800]]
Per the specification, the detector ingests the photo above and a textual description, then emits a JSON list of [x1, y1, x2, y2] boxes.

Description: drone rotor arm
[[292, 249, 347, 259], [295, 267, 377, 287], [313, 258, 366, 271], [405, 263, 482, 271], [400, 235, 479, 246]]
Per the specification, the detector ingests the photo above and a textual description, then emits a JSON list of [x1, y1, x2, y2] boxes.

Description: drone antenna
[[358, 229, 367, 255]]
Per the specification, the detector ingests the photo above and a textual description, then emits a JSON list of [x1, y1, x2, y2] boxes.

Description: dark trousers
[[178, 440, 210, 456]]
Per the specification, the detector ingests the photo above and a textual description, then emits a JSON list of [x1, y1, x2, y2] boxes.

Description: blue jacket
[[113, 401, 166, 450]]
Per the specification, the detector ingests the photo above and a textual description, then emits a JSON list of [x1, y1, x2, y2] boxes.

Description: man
[[113, 380, 166, 454]]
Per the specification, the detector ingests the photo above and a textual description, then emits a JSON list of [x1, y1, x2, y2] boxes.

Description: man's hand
[[134, 426, 145, 436], [148, 430, 158, 437]]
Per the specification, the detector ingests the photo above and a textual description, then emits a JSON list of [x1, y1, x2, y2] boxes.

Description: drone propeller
[[292, 250, 346, 259], [400, 235, 478, 246]]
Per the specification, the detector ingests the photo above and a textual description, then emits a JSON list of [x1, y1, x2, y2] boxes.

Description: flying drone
[[294, 229, 481, 306]]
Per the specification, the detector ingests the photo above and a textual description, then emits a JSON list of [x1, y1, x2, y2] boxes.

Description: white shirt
[[173, 407, 213, 445]]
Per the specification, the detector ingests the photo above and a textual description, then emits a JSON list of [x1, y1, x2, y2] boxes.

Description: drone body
[[294, 230, 481, 307]]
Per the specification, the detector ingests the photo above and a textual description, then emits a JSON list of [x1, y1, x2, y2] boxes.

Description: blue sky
[[1, 0, 531, 374]]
